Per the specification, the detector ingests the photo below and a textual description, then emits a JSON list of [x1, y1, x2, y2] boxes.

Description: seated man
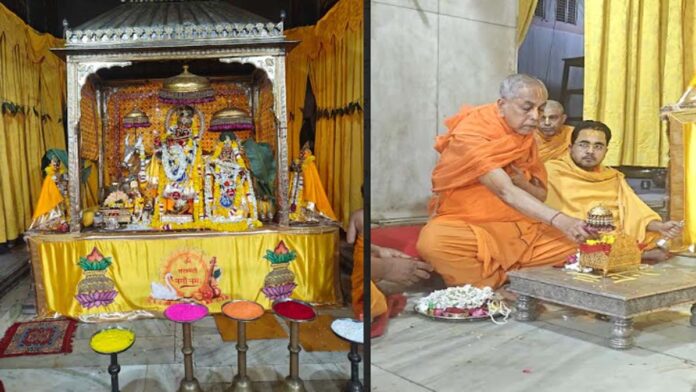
[[347, 209, 433, 337], [534, 100, 573, 162], [417, 74, 592, 290], [545, 120, 683, 261]]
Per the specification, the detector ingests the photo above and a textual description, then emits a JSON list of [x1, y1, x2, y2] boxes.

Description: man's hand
[[648, 220, 683, 239], [509, 165, 546, 201], [509, 164, 528, 188], [346, 209, 364, 244], [371, 244, 416, 259], [382, 257, 434, 286], [552, 213, 595, 243]]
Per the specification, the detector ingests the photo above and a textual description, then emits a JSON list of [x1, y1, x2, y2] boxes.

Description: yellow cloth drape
[[584, 0, 696, 167], [517, 0, 539, 46], [285, 26, 317, 162], [28, 229, 338, 320], [309, 0, 363, 227], [0, 3, 65, 243], [285, 0, 363, 227], [545, 153, 661, 244], [685, 124, 696, 245]]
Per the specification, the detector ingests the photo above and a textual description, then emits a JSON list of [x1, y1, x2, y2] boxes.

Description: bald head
[[496, 74, 548, 135], [539, 100, 567, 138]]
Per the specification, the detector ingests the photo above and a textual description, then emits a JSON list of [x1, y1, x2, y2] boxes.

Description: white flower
[[416, 285, 494, 312]]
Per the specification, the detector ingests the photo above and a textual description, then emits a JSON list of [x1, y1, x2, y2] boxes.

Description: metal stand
[[229, 320, 252, 392], [179, 322, 203, 392], [283, 321, 305, 392], [344, 343, 363, 392], [108, 353, 121, 392]]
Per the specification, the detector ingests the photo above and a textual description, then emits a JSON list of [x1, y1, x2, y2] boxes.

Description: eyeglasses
[[574, 142, 606, 152]]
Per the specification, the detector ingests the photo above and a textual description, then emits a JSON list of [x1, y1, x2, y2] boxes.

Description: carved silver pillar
[[272, 55, 289, 227], [66, 59, 82, 232], [65, 60, 131, 232], [609, 317, 634, 350], [96, 87, 108, 203]]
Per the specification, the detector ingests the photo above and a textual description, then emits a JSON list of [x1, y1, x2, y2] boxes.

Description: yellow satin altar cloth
[[27, 226, 338, 321]]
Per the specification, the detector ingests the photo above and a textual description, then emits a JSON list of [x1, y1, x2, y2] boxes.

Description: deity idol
[[202, 132, 261, 231], [152, 105, 203, 227]]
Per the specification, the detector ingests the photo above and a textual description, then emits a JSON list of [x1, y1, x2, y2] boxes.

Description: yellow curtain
[[285, 27, 318, 162], [685, 124, 696, 245], [517, 0, 539, 46], [308, 0, 363, 227], [0, 3, 65, 243], [584, 0, 696, 167]]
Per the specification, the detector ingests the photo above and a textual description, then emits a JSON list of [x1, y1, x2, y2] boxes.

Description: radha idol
[[202, 107, 261, 231]]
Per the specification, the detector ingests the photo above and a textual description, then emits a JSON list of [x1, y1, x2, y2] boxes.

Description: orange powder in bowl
[[222, 300, 264, 321]]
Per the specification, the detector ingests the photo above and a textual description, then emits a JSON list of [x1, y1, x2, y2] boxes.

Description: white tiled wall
[[371, 0, 518, 222]]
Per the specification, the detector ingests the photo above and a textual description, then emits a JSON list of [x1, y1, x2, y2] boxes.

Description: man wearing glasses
[[545, 120, 683, 261]]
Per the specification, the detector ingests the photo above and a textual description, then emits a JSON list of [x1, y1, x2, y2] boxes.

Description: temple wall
[[371, 0, 518, 223]]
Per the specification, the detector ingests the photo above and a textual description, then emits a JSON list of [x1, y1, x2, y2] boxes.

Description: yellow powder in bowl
[[90, 328, 135, 354]]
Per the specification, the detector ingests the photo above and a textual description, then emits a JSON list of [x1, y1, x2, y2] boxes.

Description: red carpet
[[0, 319, 77, 358], [371, 225, 423, 258]]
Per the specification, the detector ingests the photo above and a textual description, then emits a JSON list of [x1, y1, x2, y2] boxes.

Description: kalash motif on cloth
[[152, 105, 204, 229], [261, 241, 298, 301], [578, 204, 641, 276]]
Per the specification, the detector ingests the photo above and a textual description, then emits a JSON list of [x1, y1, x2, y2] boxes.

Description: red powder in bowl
[[272, 300, 316, 321]]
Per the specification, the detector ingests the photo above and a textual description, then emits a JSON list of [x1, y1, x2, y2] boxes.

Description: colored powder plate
[[222, 300, 264, 321], [331, 318, 364, 344], [164, 303, 209, 323], [90, 328, 135, 354], [272, 300, 316, 321]]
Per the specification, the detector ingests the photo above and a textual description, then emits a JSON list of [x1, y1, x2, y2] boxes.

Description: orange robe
[[534, 124, 573, 162], [351, 235, 387, 319], [301, 152, 337, 220], [416, 104, 576, 289], [545, 153, 661, 247]]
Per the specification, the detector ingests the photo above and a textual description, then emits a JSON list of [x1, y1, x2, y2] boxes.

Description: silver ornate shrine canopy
[[52, 0, 296, 231]]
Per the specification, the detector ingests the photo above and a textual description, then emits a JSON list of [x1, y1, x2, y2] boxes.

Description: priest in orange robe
[[417, 74, 592, 289], [534, 100, 573, 162], [545, 120, 683, 261]]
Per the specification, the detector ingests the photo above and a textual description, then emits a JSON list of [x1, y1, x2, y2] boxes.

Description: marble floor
[[372, 256, 696, 392], [0, 275, 359, 391]]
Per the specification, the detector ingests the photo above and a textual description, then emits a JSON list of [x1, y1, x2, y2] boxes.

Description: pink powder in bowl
[[164, 303, 209, 323]]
